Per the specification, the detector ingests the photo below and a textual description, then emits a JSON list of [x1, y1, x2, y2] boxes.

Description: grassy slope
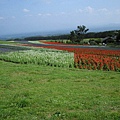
[[0, 61, 120, 120]]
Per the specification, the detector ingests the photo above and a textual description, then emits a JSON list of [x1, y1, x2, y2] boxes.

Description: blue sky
[[0, 0, 120, 35]]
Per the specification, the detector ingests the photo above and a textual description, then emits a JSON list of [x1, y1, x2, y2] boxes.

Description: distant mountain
[[0, 32, 45, 40], [0, 23, 120, 40], [0, 30, 70, 40], [89, 23, 120, 32]]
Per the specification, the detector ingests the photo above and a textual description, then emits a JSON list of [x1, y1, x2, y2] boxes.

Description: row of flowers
[[0, 49, 74, 68], [74, 54, 120, 71]]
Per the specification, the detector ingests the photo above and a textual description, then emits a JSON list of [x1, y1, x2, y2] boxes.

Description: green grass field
[[0, 60, 120, 120]]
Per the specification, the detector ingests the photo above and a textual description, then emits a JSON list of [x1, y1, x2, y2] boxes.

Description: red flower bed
[[74, 53, 120, 71], [40, 40, 88, 46], [41, 41, 63, 45]]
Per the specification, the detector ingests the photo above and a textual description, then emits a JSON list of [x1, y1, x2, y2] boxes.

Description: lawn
[[0, 60, 120, 120]]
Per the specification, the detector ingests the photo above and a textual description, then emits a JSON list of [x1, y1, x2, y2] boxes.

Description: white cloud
[[78, 9, 83, 13], [23, 8, 30, 12], [76, 7, 113, 16], [38, 13, 51, 16], [98, 8, 108, 12], [77, 6, 94, 14], [85, 6, 94, 14], [0, 17, 4, 20], [97, 8, 111, 15]]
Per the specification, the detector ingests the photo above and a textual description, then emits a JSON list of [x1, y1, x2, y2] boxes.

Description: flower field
[[53, 47, 119, 71], [24, 42, 120, 71], [0, 42, 120, 71], [74, 52, 120, 71], [71, 48, 120, 71]]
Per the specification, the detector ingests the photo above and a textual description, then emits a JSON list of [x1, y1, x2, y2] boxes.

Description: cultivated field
[[0, 40, 120, 119]]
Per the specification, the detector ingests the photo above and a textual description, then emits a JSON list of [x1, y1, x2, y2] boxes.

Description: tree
[[116, 32, 120, 44], [69, 31, 77, 43], [117, 32, 120, 40], [70, 25, 89, 43]]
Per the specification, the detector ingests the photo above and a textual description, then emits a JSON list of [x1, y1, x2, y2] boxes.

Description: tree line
[[21, 25, 120, 44], [24, 34, 69, 41], [24, 30, 120, 41]]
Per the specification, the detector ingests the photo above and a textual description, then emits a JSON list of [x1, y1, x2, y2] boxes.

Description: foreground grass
[[0, 61, 120, 120]]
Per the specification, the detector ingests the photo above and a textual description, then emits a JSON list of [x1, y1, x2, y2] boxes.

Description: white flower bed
[[0, 49, 74, 68]]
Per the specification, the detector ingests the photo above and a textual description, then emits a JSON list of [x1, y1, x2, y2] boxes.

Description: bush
[[89, 40, 97, 45]]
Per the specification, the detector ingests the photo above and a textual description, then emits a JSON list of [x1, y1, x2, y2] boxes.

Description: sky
[[0, 0, 120, 35]]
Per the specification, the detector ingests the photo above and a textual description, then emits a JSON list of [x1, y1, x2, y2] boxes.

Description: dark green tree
[[70, 25, 89, 43], [69, 31, 77, 43], [116, 31, 120, 43]]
